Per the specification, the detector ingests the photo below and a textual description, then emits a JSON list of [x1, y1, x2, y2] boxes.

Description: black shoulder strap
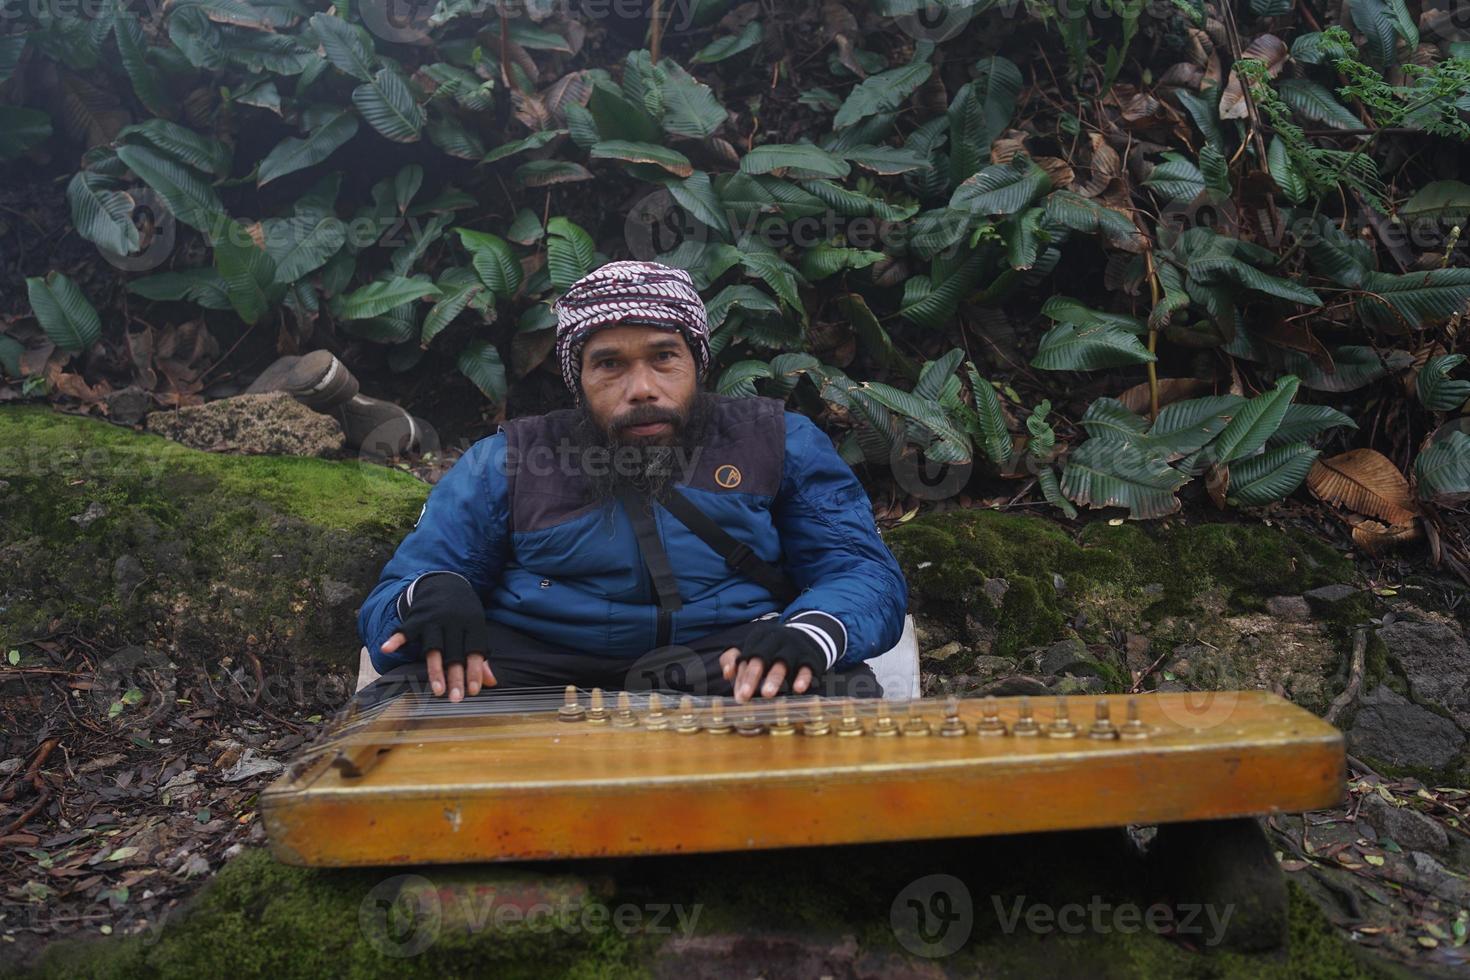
[[617, 489, 683, 613], [661, 489, 800, 605]]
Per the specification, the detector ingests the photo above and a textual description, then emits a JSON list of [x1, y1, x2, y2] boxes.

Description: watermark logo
[[360, 874, 442, 958], [90, 646, 176, 727], [890, 873, 973, 958]]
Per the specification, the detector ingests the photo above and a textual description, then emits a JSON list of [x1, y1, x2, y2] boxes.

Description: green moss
[[0, 406, 429, 668]]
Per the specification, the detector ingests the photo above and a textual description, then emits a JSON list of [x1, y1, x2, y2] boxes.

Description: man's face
[[579, 324, 698, 446]]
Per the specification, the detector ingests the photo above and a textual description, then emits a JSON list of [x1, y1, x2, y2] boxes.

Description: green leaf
[[692, 21, 761, 64], [839, 144, 930, 175], [421, 275, 485, 347], [1416, 431, 1470, 503], [128, 268, 232, 309], [799, 244, 884, 280], [591, 140, 693, 177], [119, 119, 231, 177], [480, 129, 567, 163], [838, 293, 917, 380], [964, 364, 1014, 468], [212, 220, 280, 325], [834, 61, 932, 129], [898, 250, 988, 328], [546, 217, 596, 290], [1417, 355, 1470, 412], [114, 13, 172, 117], [1227, 442, 1320, 506], [707, 285, 781, 330], [1062, 440, 1187, 519], [950, 155, 1051, 216], [1350, 0, 1402, 62], [859, 380, 972, 461], [331, 277, 440, 320], [718, 360, 773, 397], [1266, 136, 1308, 204], [1276, 79, 1362, 130], [353, 69, 425, 143], [1358, 269, 1470, 330], [426, 115, 485, 161], [26, 273, 101, 353], [659, 62, 726, 138], [0, 107, 52, 161], [116, 144, 227, 234], [662, 171, 730, 236], [1143, 152, 1206, 202], [1043, 190, 1146, 252], [1032, 323, 1155, 371], [1175, 87, 1224, 153], [0, 34, 25, 85], [1278, 344, 1412, 392], [740, 143, 850, 180], [1211, 375, 1300, 463], [262, 214, 347, 283], [1401, 180, 1470, 224], [309, 12, 376, 81], [457, 341, 507, 402], [1041, 296, 1147, 334], [456, 228, 522, 298], [1148, 395, 1246, 456], [1198, 144, 1231, 197], [1188, 255, 1323, 306], [515, 160, 594, 187], [1268, 403, 1357, 445], [258, 110, 358, 186], [67, 172, 139, 256], [737, 247, 806, 317]]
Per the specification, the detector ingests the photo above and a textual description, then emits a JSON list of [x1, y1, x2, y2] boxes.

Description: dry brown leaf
[[1035, 156, 1076, 189], [543, 71, 593, 122], [1206, 463, 1230, 510], [1070, 133, 1122, 198], [1308, 449, 1422, 524], [511, 89, 551, 132], [1350, 518, 1422, 555], [1219, 34, 1288, 120], [989, 130, 1029, 164], [1117, 378, 1214, 413]]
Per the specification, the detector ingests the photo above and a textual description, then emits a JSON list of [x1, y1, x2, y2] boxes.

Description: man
[[357, 260, 908, 704]]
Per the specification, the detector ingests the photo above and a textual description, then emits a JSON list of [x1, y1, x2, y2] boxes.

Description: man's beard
[[572, 391, 714, 505]]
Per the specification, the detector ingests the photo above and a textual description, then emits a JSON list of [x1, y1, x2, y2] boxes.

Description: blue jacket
[[358, 395, 908, 673]]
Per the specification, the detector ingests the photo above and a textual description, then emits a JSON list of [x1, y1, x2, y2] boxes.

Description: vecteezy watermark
[[890, 874, 974, 958], [358, 874, 703, 958], [992, 895, 1236, 947]]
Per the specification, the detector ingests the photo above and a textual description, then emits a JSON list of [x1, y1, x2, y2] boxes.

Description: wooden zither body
[[261, 689, 1345, 867]]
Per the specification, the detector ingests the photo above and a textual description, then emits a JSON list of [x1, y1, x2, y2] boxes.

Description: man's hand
[[720, 621, 828, 703], [379, 573, 495, 702]]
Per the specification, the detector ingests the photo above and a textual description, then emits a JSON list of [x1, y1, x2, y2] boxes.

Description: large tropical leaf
[[1043, 190, 1146, 252], [834, 61, 932, 129], [965, 364, 1014, 467], [1415, 431, 1470, 504], [591, 140, 693, 177], [457, 341, 507, 402], [212, 221, 280, 325], [1357, 269, 1470, 330], [1268, 403, 1358, 445], [692, 21, 762, 64], [1227, 442, 1321, 506], [67, 172, 138, 256], [118, 120, 231, 176], [546, 217, 597, 289], [1143, 152, 1206, 202], [740, 143, 850, 180], [258, 110, 358, 186], [331, 277, 440, 320], [1417, 354, 1470, 412], [353, 69, 425, 143], [658, 62, 726, 138], [1210, 376, 1300, 463], [718, 360, 774, 397], [115, 144, 226, 234], [309, 12, 376, 81], [1061, 440, 1187, 519], [950, 156, 1050, 216], [262, 214, 347, 283], [26, 273, 101, 353], [1032, 323, 1155, 371], [457, 228, 523, 298]]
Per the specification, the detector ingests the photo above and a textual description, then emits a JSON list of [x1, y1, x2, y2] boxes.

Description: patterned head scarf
[[553, 260, 710, 402]]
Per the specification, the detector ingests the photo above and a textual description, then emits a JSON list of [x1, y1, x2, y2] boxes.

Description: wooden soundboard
[[261, 689, 1345, 867]]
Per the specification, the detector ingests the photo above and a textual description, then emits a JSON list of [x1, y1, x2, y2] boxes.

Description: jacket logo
[[714, 464, 742, 489]]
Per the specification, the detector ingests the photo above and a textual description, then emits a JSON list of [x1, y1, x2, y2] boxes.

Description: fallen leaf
[[1308, 449, 1421, 524], [1219, 34, 1288, 120]]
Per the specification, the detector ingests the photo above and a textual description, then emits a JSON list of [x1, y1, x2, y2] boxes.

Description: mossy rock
[[11, 837, 1396, 980], [0, 406, 427, 671], [887, 510, 1355, 669]]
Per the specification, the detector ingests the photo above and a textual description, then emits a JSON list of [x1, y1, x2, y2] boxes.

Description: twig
[[1324, 627, 1367, 725], [0, 789, 52, 839], [650, 0, 663, 64]]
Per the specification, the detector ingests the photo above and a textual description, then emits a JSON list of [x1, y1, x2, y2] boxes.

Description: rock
[[1304, 584, 1359, 606], [70, 501, 107, 527], [927, 641, 964, 662], [219, 748, 285, 783], [1148, 817, 1287, 953], [979, 675, 1050, 697], [320, 578, 356, 610], [1356, 793, 1449, 855], [971, 655, 1013, 678], [1051, 675, 1106, 694], [105, 386, 154, 427], [1377, 619, 1470, 729], [179, 853, 211, 878], [112, 554, 146, 602], [1123, 633, 1152, 673], [1169, 643, 1236, 688], [0, 758, 21, 775], [1038, 638, 1099, 676], [145, 392, 345, 457], [1348, 685, 1466, 770], [981, 577, 1009, 606], [1265, 595, 1311, 621]]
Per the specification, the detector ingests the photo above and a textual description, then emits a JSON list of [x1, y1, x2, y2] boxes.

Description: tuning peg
[[803, 699, 831, 736], [902, 701, 932, 737], [1120, 698, 1150, 740], [1012, 697, 1040, 737], [612, 691, 638, 728], [675, 695, 701, 734], [557, 685, 586, 722], [706, 699, 733, 735], [836, 700, 864, 737], [1089, 701, 1118, 740], [587, 688, 610, 725], [735, 710, 763, 736], [976, 696, 1007, 736], [769, 702, 796, 737], [643, 692, 669, 730], [940, 695, 968, 737], [872, 702, 899, 737], [1045, 697, 1078, 738]]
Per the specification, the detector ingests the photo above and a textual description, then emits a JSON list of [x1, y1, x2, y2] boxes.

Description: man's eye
[[597, 359, 618, 370]]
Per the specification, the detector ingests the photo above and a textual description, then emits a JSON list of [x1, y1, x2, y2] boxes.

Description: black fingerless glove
[[734, 620, 832, 683], [394, 572, 489, 667]]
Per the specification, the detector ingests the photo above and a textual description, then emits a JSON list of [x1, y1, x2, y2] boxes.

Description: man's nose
[[625, 362, 661, 402]]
